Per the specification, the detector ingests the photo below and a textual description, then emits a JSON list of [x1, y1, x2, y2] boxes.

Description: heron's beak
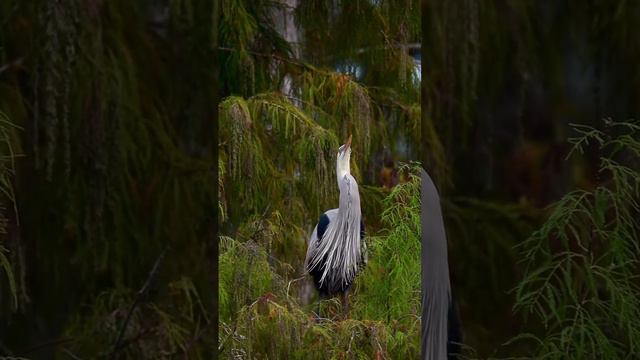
[[345, 135, 352, 150]]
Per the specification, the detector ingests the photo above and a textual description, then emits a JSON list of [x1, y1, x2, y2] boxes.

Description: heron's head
[[336, 135, 352, 180]]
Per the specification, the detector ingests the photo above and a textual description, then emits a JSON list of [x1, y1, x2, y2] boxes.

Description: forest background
[[0, 0, 639, 359]]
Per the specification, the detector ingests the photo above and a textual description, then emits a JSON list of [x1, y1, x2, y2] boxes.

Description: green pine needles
[[219, 163, 422, 359], [217, 1, 426, 358], [510, 119, 640, 358], [353, 163, 422, 324], [63, 277, 211, 358]]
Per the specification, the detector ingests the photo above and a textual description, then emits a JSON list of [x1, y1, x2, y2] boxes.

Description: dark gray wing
[[304, 209, 338, 270], [421, 168, 452, 360]]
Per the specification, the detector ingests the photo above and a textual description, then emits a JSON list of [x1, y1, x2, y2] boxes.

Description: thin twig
[[112, 327, 155, 353], [354, 42, 420, 54], [110, 246, 168, 357], [0, 57, 23, 75], [62, 347, 84, 360], [286, 275, 306, 299], [217, 47, 304, 68], [22, 337, 74, 355], [217, 43, 420, 70], [0, 339, 13, 355], [217, 322, 237, 353], [180, 318, 214, 359]]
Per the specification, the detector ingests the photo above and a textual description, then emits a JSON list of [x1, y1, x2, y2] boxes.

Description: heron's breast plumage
[[308, 210, 366, 296]]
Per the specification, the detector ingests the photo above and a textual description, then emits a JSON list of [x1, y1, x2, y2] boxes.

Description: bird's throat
[[336, 157, 351, 185]]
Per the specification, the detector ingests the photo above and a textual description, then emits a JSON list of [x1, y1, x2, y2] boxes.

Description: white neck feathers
[[336, 152, 351, 185]]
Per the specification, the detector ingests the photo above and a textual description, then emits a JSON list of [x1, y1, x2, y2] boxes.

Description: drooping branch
[[111, 247, 168, 357]]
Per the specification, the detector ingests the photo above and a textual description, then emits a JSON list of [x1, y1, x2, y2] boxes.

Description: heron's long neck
[[307, 163, 362, 288], [336, 156, 351, 186]]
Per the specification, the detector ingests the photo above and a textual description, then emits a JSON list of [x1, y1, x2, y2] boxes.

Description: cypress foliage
[[218, 0, 426, 358], [509, 120, 640, 358], [219, 164, 423, 359], [1, 1, 216, 357]]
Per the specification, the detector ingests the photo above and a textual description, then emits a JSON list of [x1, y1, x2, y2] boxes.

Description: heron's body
[[307, 209, 365, 297], [304, 136, 366, 314]]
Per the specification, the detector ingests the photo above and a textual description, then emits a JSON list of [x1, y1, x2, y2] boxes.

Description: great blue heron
[[304, 135, 366, 317], [422, 168, 461, 359]]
